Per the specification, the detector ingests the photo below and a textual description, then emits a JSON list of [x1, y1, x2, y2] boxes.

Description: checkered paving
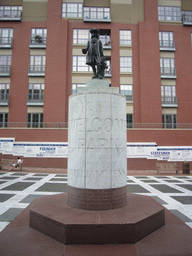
[[0, 172, 192, 232]]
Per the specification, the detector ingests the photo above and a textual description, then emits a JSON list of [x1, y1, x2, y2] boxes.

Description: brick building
[[0, 0, 192, 170]]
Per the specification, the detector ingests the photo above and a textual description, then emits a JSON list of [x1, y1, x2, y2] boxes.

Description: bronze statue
[[82, 29, 107, 79]]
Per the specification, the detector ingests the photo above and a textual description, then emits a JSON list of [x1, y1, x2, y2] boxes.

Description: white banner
[[0, 138, 192, 162]]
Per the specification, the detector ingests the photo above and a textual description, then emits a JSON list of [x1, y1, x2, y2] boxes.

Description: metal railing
[[100, 35, 111, 48], [125, 95, 133, 101], [28, 65, 45, 75], [0, 10, 22, 20], [162, 96, 178, 106], [161, 67, 176, 78], [0, 65, 11, 76], [0, 122, 68, 128], [30, 37, 46, 47], [159, 40, 175, 50], [105, 65, 111, 76], [1, 122, 192, 129], [27, 93, 44, 104], [0, 37, 13, 48], [0, 93, 9, 105]]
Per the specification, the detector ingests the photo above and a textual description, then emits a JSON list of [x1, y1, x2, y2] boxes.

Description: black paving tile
[[0, 181, 6, 185], [177, 184, 192, 192], [176, 176, 191, 179], [50, 178, 67, 182], [134, 176, 149, 179], [0, 194, 15, 202], [170, 210, 192, 222], [0, 176, 18, 180], [35, 183, 67, 192], [33, 174, 49, 177], [24, 177, 43, 181], [163, 179, 183, 183], [126, 184, 150, 193], [19, 194, 47, 204], [11, 173, 27, 176], [2, 182, 35, 191], [0, 208, 24, 221], [0, 172, 5, 175], [151, 196, 168, 205], [171, 196, 192, 205], [55, 175, 67, 177], [141, 179, 160, 183], [150, 184, 183, 193], [126, 179, 135, 183], [155, 176, 170, 179]]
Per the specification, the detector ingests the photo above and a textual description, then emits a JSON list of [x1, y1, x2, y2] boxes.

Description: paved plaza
[[0, 171, 192, 233]]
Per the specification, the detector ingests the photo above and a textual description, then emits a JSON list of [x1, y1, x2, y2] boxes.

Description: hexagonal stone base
[[29, 193, 165, 244]]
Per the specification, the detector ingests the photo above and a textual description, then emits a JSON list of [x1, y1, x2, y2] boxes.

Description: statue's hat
[[90, 28, 100, 34]]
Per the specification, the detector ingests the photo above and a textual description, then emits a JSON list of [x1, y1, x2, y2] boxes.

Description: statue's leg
[[91, 64, 97, 78], [97, 64, 103, 79]]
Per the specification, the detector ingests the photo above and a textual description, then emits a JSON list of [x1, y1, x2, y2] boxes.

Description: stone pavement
[[0, 169, 192, 233]]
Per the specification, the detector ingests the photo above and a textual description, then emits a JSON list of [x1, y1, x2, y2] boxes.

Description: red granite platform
[[0, 193, 192, 255], [29, 193, 165, 244]]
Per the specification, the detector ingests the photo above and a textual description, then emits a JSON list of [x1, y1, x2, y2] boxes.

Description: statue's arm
[[82, 41, 89, 54]]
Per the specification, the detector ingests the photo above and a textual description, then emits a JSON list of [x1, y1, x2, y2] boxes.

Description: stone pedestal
[[68, 80, 127, 210]]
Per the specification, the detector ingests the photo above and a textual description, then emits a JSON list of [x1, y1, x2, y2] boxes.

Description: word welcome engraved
[[69, 117, 126, 133]]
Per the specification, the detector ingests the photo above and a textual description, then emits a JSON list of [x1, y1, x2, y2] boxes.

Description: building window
[[0, 28, 13, 45], [162, 114, 177, 128], [161, 85, 176, 102], [0, 55, 11, 65], [72, 84, 86, 94], [27, 113, 43, 128], [73, 29, 90, 44], [159, 31, 174, 48], [126, 114, 133, 128], [120, 57, 132, 73], [28, 83, 44, 101], [29, 56, 46, 72], [0, 6, 22, 18], [83, 7, 110, 21], [0, 55, 11, 74], [30, 28, 47, 45], [62, 3, 83, 18], [160, 58, 175, 75], [119, 30, 132, 46], [72, 56, 92, 72], [0, 113, 8, 127], [0, 83, 9, 100], [182, 11, 192, 24], [158, 6, 181, 21], [120, 85, 133, 101]]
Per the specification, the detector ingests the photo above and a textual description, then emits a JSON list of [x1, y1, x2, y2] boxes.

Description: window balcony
[[30, 37, 46, 48], [0, 37, 13, 48], [27, 93, 44, 106], [161, 67, 177, 79], [182, 12, 192, 25], [83, 7, 111, 22], [125, 95, 133, 101], [0, 93, 9, 106], [28, 65, 45, 76], [100, 35, 111, 49], [159, 40, 175, 51], [105, 65, 111, 77], [0, 10, 22, 21], [0, 65, 11, 76], [162, 96, 178, 107]]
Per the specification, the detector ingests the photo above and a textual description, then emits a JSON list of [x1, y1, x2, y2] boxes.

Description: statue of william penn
[[82, 28, 107, 79]]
